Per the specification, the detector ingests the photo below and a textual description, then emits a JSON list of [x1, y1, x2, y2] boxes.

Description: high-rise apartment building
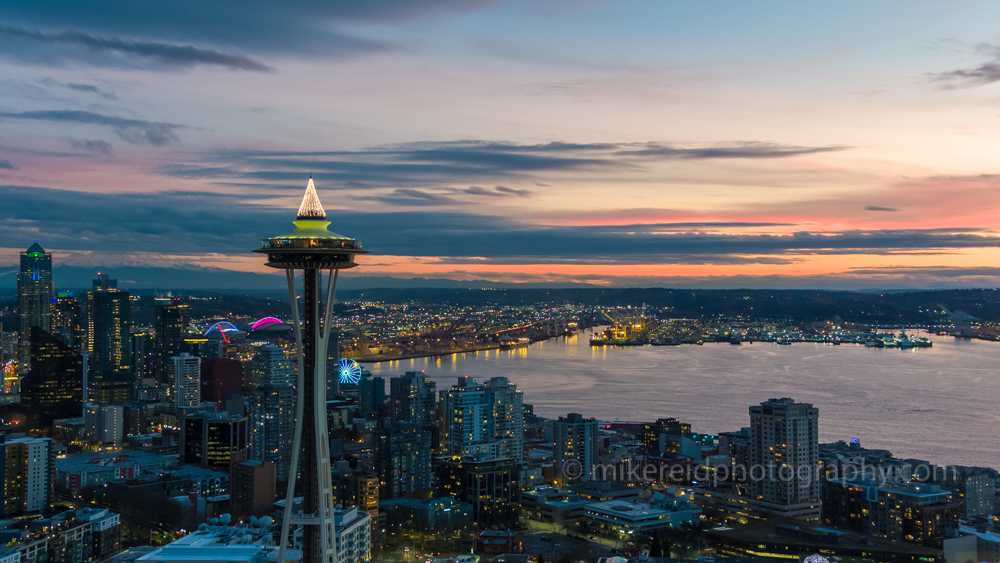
[[132, 331, 155, 383], [50, 292, 83, 350], [389, 371, 437, 425], [374, 424, 432, 500], [435, 456, 518, 529], [22, 327, 84, 420], [249, 384, 295, 483], [200, 358, 243, 403], [642, 417, 692, 454], [84, 401, 124, 445], [168, 353, 201, 408], [358, 374, 384, 419], [249, 344, 294, 389], [441, 376, 523, 461], [181, 411, 249, 471], [5, 437, 53, 514], [154, 304, 190, 384], [230, 460, 276, 521], [17, 242, 53, 364], [87, 274, 133, 403], [554, 412, 598, 482], [748, 397, 821, 522]]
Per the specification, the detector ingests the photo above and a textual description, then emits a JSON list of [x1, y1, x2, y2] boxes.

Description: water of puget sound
[[367, 329, 1000, 469]]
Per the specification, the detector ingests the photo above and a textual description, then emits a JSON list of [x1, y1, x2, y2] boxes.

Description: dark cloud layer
[[0, 26, 274, 72], [3, 184, 998, 264], [0, 110, 181, 145], [0, 0, 489, 68], [160, 140, 848, 187], [0, 160, 13, 169]]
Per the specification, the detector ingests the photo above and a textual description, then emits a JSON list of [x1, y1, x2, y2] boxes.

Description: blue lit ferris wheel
[[338, 358, 362, 385]]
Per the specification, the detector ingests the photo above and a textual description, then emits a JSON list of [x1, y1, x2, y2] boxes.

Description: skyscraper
[[87, 274, 133, 403], [250, 344, 295, 389], [154, 304, 190, 384], [200, 358, 243, 403], [168, 353, 201, 409], [749, 397, 821, 522], [21, 326, 83, 421], [50, 292, 83, 350], [374, 423, 432, 500], [254, 176, 367, 563], [17, 241, 52, 364], [181, 411, 249, 471], [389, 371, 436, 425], [249, 384, 296, 484], [554, 413, 598, 482], [358, 374, 384, 419], [441, 376, 523, 461], [486, 376, 523, 461]]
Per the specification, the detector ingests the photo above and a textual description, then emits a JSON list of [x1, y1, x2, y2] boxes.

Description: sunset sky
[[4, 1, 1000, 289]]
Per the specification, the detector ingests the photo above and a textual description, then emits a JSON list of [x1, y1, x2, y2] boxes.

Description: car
[[540, 535, 550, 541]]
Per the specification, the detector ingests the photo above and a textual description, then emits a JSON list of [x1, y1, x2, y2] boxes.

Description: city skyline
[[5, 2, 1000, 289]]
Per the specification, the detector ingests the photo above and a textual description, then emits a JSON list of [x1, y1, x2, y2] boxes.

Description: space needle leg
[[315, 269, 339, 563], [279, 269, 306, 563]]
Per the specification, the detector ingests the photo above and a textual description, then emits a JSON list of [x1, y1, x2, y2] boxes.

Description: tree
[[648, 538, 662, 558]]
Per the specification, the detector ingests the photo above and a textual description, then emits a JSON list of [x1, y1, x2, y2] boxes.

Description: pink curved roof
[[251, 317, 284, 330]]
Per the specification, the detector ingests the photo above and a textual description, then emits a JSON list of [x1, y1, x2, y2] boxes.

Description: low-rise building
[[55, 451, 176, 496], [706, 518, 942, 562], [582, 490, 700, 537], [823, 477, 959, 544], [5, 508, 121, 563], [519, 486, 590, 524]]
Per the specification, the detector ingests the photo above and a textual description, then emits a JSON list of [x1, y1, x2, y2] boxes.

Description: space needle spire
[[254, 177, 368, 563]]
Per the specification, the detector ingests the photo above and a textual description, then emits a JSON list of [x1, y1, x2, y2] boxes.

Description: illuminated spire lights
[[296, 176, 327, 220]]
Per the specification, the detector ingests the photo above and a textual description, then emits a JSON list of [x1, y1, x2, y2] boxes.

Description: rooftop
[[705, 517, 940, 556]]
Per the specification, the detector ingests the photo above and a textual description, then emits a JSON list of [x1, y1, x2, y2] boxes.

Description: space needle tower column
[[254, 177, 368, 563]]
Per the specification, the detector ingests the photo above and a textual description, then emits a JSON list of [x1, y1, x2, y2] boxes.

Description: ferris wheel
[[338, 358, 362, 384]]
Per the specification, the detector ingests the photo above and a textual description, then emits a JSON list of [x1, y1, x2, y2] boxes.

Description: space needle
[[254, 176, 367, 563]]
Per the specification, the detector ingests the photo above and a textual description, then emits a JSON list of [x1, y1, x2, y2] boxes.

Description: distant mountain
[[0, 265, 598, 292]]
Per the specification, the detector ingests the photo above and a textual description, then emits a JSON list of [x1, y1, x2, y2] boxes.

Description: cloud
[[65, 82, 118, 100], [159, 140, 847, 187], [927, 44, 1000, 89], [3, 184, 1000, 263], [374, 188, 465, 206], [0, 159, 13, 169], [0, 26, 274, 71], [67, 138, 113, 154], [37, 78, 119, 100], [0, 1, 490, 62], [623, 141, 848, 159], [462, 185, 532, 198], [0, 110, 182, 145], [865, 205, 898, 212]]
